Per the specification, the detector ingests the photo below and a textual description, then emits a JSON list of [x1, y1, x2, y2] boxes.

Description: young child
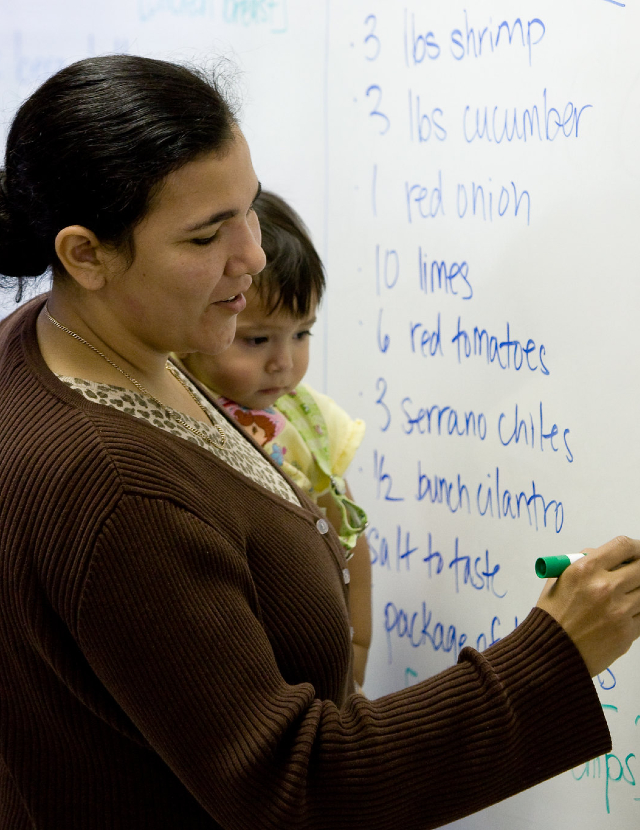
[[181, 190, 372, 688]]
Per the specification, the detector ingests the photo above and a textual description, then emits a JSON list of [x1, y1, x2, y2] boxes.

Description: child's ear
[[54, 225, 110, 291]]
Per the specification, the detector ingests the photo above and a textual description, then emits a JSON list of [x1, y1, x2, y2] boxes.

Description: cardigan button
[[316, 518, 330, 534], [343, 568, 351, 585]]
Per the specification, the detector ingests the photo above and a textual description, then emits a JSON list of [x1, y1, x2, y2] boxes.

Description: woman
[[0, 55, 639, 830]]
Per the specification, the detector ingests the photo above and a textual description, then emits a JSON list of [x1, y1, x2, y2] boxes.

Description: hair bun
[[0, 170, 50, 278]]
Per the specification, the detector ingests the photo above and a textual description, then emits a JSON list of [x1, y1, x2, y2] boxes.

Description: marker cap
[[535, 553, 586, 578]]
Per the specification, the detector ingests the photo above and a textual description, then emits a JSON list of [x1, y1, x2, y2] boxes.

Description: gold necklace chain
[[44, 305, 226, 450]]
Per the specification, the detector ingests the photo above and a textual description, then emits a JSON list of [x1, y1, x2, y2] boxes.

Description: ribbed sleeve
[[0, 298, 611, 829]]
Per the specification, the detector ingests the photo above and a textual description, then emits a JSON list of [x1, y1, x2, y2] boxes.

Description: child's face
[[185, 287, 317, 409]]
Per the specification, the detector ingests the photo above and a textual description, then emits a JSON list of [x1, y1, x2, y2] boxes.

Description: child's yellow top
[[268, 383, 366, 499]]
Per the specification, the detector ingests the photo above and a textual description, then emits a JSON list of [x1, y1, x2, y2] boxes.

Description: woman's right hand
[[536, 536, 640, 677]]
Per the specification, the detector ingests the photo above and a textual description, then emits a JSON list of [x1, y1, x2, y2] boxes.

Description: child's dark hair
[[0, 54, 237, 297], [252, 191, 325, 317]]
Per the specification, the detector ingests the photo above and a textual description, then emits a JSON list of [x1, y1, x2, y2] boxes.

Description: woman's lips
[[214, 274, 253, 313], [215, 293, 246, 313]]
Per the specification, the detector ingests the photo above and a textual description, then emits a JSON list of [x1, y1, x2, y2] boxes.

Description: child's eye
[[243, 336, 269, 347], [295, 330, 313, 340]]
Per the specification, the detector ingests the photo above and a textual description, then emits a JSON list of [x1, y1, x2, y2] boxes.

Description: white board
[[1, 1, 639, 827]]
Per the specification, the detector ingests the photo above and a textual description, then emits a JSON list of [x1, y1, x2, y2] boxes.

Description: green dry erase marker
[[535, 553, 586, 578]]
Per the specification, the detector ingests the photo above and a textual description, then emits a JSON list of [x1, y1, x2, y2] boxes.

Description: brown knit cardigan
[[0, 298, 610, 829]]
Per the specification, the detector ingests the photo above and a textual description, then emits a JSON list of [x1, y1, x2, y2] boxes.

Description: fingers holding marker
[[536, 536, 640, 578], [535, 536, 640, 677], [587, 535, 640, 572]]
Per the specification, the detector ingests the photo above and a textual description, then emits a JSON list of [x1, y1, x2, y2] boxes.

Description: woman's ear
[[54, 225, 110, 290]]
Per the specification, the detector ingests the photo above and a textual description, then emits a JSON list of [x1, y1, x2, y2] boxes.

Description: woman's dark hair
[[0, 54, 238, 295], [252, 190, 325, 318]]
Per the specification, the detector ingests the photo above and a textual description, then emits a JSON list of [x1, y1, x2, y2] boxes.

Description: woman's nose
[[226, 215, 267, 277]]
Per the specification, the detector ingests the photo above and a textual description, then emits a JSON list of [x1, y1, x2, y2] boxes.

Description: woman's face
[[102, 131, 266, 357]]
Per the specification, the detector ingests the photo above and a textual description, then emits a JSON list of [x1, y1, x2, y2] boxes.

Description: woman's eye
[[191, 234, 217, 246]]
